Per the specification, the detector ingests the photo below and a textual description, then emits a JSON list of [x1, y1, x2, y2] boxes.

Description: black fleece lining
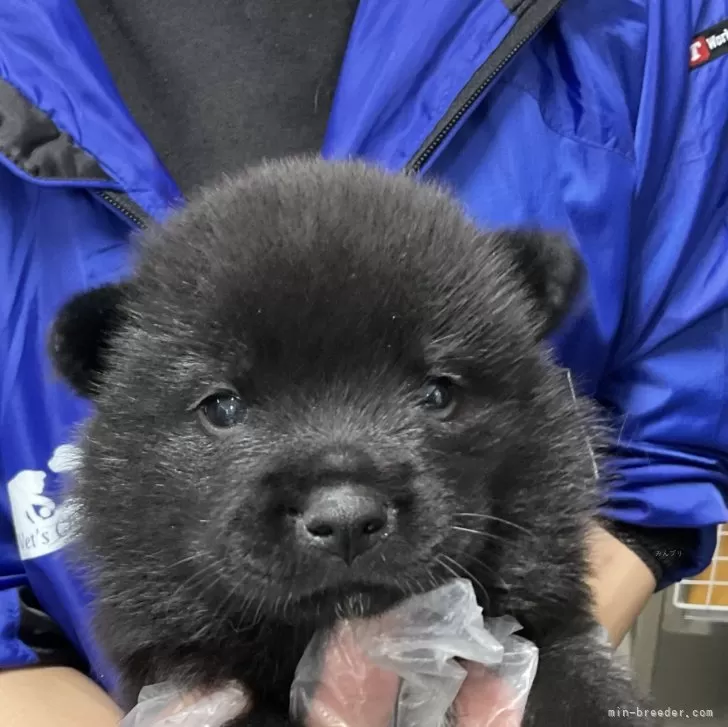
[[75, 0, 358, 196], [0, 79, 110, 182], [16, 586, 90, 673]]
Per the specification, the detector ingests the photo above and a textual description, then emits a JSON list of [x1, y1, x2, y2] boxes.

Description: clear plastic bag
[[291, 579, 538, 727], [120, 579, 538, 727], [119, 683, 249, 727]]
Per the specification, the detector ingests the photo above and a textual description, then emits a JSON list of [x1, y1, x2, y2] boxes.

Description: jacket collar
[[0, 0, 559, 219], [0, 0, 180, 219], [324, 0, 562, 174]]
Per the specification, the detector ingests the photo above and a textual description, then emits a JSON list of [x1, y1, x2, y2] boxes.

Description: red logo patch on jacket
[[690, 21, 728, 70]]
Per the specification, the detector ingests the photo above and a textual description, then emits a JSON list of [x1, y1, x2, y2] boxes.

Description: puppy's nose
[[302, 486, 389, 564]]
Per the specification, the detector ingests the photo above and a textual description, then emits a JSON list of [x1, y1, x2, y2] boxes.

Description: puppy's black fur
[[51, 159, 654, 726]]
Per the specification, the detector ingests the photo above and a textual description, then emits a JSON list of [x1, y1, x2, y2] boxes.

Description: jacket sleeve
[[0, 469, 87, 672], [0, 584, 88, 671], [0, 588, 39, 669], [596, 286, 728, 588], [0, 449, 37, 669], [595, 5, 728, 588]]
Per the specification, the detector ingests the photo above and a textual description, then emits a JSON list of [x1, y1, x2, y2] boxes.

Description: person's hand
[[305, 619, 524, 727], [454, 663, 525, 727], [0, 666, 123, 727], [125, 621, 524, 727], [587, 523, 656, 646], [123, 607, 528, 727]]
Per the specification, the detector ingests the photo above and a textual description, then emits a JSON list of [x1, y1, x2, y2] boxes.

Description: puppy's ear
[[49, 283, 132, 399], [504, 230, 584, 339]]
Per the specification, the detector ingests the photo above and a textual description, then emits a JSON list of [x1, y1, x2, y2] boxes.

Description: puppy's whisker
[[464, 552, 510, 592], [282, 593, 293, 620], [188, 574, 226, 640], [251, 592, 269, 627], [435, 554, 461, 584], [234, 594, 259, 633], [436, 553, 490, 610], [404, 574, 419, 598], [164, 557, 222, 614], [402, 572, 426, 599], [209, 580, 241, 637], [427, 568, 439, 592], [453, 512, 532, 536], [450, 525, 504, 542], [167, 552, 206, 570]]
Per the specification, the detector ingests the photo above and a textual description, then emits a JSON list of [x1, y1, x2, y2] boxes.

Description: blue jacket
[[2, 0, 728, 695]]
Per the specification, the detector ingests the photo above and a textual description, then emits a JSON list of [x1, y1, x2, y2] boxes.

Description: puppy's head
[[51, 159, 588, 632]]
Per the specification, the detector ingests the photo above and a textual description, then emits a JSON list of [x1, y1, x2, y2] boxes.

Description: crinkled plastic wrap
[[120, 579, 538, 727], [291, 579, 538, 727], [119, 683, 249, 727]]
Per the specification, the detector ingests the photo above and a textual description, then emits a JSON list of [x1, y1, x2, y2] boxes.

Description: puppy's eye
[[198, 393, 246, 429], [419, 377, 458, 416]]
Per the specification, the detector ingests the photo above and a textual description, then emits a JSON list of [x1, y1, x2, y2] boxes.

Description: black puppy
[[50, 158, 653, 726]]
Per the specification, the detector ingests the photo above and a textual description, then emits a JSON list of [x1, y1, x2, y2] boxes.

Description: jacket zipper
[[96, 1, 562, 224], [96, 190, 150, 229], [406, 0, 564, 174]]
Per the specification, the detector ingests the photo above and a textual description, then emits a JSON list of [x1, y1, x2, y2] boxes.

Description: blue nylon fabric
[[0, 590, 36, 667], [322, 0, 514, 167], [0, 160, 130, 691], [0, 0, 181, 215], [1, 0, 728, 693]]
